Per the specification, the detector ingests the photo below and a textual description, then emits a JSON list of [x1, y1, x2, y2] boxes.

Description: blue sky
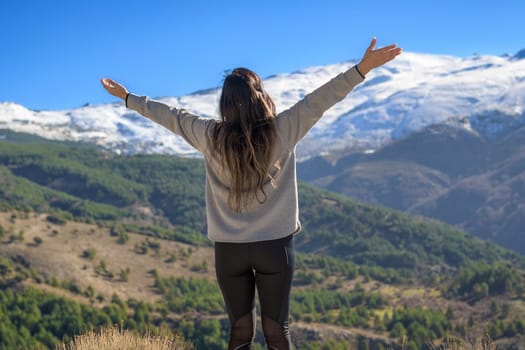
[[1, 0, 523, 110]]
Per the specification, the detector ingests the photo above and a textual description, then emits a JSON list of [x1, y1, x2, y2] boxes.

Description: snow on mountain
[[1, 50, 525, 159]]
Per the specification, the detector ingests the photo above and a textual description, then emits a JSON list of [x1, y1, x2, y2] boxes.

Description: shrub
[[117, 232, 129, 244], [165, 252, 177, 263], [46, 215, 67, 225], [82, 248, 96, 261], [190, 260, 208, 273], [119, 268, 131, 282]]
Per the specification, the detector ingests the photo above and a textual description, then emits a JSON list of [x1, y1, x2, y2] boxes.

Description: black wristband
[[125, 93, 130, 108], [355, 65, 366, 79]]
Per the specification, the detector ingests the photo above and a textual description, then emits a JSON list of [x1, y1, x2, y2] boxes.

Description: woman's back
[[202, 65, 365, 242]]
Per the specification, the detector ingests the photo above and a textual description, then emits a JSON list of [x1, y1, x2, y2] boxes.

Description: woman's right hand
[[357, 38, 402, 76], [100, 77, 129, 100]]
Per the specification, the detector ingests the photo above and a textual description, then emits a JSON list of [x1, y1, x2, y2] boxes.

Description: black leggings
[[215, 234, 295, 350]]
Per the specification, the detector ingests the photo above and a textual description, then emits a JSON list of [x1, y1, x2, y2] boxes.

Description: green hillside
[[1, 131, 525, 349], [0, 134, 521, 272]]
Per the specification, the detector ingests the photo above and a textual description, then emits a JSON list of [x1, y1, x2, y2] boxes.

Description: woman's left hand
[[100, 77, 129, 100], [357, 38, 402, 76]]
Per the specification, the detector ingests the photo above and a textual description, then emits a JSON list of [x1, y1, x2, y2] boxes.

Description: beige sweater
[[126, 66, 364, 242]]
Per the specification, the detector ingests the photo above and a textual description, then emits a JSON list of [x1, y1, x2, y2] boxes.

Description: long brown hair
[[210, 67, 278, 212]]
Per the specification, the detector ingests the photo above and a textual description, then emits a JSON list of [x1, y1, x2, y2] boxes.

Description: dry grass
[[57, 326, 193, 350], [0, 211, 216, 305]]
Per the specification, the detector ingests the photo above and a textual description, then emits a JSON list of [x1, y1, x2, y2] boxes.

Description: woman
[[101, 38, 401, 350]]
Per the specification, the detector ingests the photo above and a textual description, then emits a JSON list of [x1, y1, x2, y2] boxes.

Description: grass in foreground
[[57, 326, 193, 350]]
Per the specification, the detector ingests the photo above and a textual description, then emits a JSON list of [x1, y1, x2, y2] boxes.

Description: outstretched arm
[[100, 77, 213, 152], [276, 38, 402, 147]]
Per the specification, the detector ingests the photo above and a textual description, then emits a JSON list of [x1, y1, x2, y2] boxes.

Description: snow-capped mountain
[[1, 50, 525, 159]]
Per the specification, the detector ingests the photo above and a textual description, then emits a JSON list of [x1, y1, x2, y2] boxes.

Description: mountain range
[[1, 49, 524, 160], [298, 122, 525, 254]]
